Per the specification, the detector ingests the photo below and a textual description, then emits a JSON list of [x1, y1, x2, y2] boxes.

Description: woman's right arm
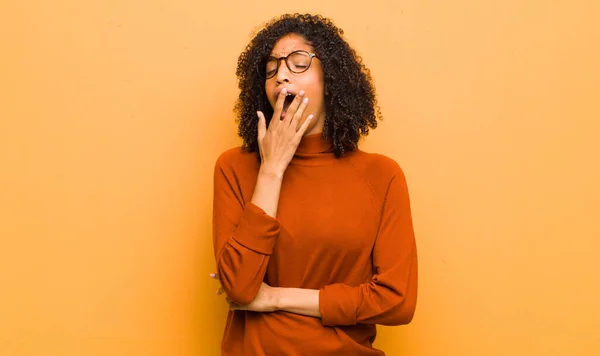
[[213, 89, 312, 305], [212, 157, 282, 305]]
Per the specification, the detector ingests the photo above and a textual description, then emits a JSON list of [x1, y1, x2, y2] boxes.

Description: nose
[[275, 58, 291, 84]]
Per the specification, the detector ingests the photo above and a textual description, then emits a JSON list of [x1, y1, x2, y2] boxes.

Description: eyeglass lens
[[265, 51, 312, 78]]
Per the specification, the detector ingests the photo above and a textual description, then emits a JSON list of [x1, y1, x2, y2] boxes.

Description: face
[[264, 33, 326, 135]]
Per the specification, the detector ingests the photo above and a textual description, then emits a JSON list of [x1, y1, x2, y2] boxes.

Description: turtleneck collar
[[295, 132, 333, 154], [291, 132, 336, 166]]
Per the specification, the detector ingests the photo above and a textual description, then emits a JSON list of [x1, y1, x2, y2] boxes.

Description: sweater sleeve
[[212, 154, 280, 305], [319, 166, 418, 326]]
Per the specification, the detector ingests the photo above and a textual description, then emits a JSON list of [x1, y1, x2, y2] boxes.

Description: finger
[[226, 298, 236, 307], [290, 96, 309, 130], [272, 88, 288, 124], [257, 111, 266, 139], [295, 114, 315, 137], [229, 301, 243, 310], [282, 90, 305, 127]]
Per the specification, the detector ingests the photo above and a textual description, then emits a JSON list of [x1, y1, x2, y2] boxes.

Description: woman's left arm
[[277, 166, 417, 326], [276, 287, 321, 318], [318, 166, 417, 326]]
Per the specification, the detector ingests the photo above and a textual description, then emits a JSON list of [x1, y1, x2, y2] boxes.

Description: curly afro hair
[[234, 13, 382, 158]]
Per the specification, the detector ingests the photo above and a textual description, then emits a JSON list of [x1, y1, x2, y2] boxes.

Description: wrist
[[259, 165, 285, 180], [271, 287, 284, 310]]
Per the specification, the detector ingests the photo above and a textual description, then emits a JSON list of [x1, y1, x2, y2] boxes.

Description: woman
[[210, 13, 417, 355]]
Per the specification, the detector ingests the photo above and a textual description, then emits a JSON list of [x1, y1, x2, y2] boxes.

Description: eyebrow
[[270, 42, 314, 57], [269, 46, 314, 58], [270, 48, 300, 57]]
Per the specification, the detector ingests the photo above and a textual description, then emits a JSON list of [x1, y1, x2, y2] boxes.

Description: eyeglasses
[[261, 50, 318, 79]]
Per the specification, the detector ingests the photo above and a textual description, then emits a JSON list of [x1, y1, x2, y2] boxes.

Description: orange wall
[[1, 1, 599, 355]]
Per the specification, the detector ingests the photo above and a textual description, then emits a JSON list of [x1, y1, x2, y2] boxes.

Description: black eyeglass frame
[[260, 50, 319, 79]]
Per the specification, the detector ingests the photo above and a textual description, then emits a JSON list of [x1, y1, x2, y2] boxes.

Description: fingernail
[[256, 111, 260, 116], [209, 273, 215, 278], [299, 90, 305, 96], [281, 88, 287, 95], [303, 98, 309, 104], [308, 114, 314, 120]]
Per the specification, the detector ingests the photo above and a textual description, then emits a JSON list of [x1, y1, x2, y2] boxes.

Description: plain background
[[1, 0, 599, 355]]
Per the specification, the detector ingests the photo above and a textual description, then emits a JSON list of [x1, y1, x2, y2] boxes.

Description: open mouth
[[281, 93, 296, 118]]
